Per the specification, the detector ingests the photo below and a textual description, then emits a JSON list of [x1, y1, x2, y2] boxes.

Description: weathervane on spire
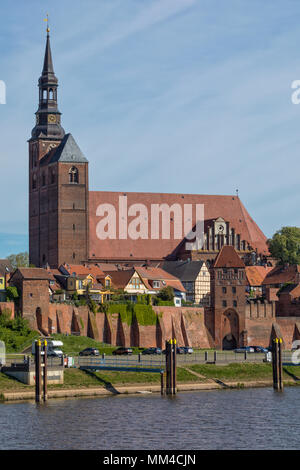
[[236, 189, 239, 198], [44, 14, 50, 34]]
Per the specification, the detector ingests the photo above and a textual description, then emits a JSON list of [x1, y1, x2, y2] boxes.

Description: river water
[[1, 387, 299, 450]]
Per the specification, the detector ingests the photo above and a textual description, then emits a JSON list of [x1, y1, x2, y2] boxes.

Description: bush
[[6, 286, 19, 301]]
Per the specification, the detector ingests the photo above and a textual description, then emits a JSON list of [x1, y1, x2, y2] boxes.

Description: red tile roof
[[245, 266, 273, 286], [104, 269, 135, 289], [213, 246, 245, 268], [262, 265, 300, 286], [11, 268, 53, 281], [135, 266, 186, 292], [60, 263, 105, 279], [89, 192, 268, 260]]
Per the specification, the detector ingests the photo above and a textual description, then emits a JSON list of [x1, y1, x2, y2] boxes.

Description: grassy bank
[[1, 363, 300, 397]]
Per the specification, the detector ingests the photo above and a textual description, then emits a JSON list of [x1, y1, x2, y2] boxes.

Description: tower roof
[[41, 32, 56, 80], [213, 246, 245, 268], [40, 133, 88, 165]]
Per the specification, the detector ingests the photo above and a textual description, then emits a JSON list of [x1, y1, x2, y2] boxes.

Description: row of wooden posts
[[35, 339, 48, 402], [34, 336, 282, 401]]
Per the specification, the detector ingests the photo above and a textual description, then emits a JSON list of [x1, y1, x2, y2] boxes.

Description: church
[[29, 31, 270, 269]]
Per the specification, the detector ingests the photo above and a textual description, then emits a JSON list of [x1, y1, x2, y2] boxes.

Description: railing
[[78, 355, 164, 373]]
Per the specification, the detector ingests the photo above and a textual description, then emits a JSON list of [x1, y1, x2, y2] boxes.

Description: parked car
[[234, 346, 255, 353], [182, 346, 193, 354], [112, 347, 133, 356], [176, 347, 185, 354], [251, 346, 269, 353], [142, 347, 162, 355], [79, 348, 100, 356]]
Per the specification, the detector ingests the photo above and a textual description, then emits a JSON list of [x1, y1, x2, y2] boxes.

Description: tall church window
[[50, 169, 55, 184], [43, 89, 47, 100], [42, 173, 46, 186], [49, 88, 54, 100], [69, 167, 79, 184]]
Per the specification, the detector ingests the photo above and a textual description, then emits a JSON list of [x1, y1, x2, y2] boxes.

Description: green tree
[[7, 252, 29, 269], [267, 227, 300, 265], [156, 286, 174, 301]]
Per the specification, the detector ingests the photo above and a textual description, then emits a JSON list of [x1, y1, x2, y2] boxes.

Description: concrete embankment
[[2, 379, 299, 402]]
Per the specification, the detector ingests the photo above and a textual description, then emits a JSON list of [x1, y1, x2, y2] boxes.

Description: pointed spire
[[42, 31, 55, 78]]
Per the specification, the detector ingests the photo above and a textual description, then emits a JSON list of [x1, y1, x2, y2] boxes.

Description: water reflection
[[0, 388, 300, 449]]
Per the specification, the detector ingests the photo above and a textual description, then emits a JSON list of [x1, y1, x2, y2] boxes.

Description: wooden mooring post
[[272, 338, 283, 391], [165, 339, 177, 396], [43, 340, 48, 401], [35, 340, 42, 403], [35, 339, 48, 403]]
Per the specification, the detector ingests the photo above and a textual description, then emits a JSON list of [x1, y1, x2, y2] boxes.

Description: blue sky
[[1, 0, 300, 258]]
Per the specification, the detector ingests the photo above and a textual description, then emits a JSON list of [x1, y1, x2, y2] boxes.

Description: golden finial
[[44, 14, 50, 33]]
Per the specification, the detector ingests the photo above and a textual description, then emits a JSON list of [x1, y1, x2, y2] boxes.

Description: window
[[222, 300, 227, 307], [232, 287, 236, 294], [131, 278, 140, 289], [49, 88, 54, 100], [73, 224, 76, 231], [153, 280, 160, 288], [233, 300, 237, 307], [222, 287, 227, 294], [69, 167, 79, 183], [51, 170, 55, 184], [42, 173, 46, 186], [105, 278, 111, 288], [32, 174, 37, 190]]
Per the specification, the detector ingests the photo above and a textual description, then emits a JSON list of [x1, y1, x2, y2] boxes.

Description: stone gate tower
[[29, 30, 89, 268]]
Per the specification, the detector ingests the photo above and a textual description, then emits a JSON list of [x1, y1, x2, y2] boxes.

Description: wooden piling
[[160, 371, 164, 395], [172, 339, 177, 395], [35, 340, 42, 403], [278, 338, 283, 391], [272, 338, 283, 391], [43, 340, 48, 401]]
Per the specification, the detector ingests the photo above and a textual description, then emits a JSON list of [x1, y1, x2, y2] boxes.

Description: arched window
[[42, 173, 46, 186], [43, 89, 47, 100], [49, 88, 54, 100], [69, 166, 79, 183], [50, 169, 55, 184]]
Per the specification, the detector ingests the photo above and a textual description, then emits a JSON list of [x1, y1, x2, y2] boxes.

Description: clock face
[[218, 225, 224, 232], [47, 143, 58, 153], [48, 114, 56, 124]]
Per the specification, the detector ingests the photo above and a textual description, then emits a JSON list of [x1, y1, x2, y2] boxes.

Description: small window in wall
[[32, 174, 37, 190], [222, 300, 227, 307], [43, 89, 47, 100], [69, 167, 79, 183], [222, 287, 227, 294], [233, 300, 237, 307], [73, 224, 76, 231], [73, 253, 76, 260], [232, 287, 236, 294]]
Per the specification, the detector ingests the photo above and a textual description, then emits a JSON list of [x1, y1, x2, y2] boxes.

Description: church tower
[[29, 28, 89, 268]]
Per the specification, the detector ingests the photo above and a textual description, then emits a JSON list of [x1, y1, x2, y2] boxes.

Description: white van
[[32, 340, 64, 357]]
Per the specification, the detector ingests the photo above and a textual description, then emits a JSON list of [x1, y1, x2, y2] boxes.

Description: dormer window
[[153, 280, 160, 288], [69, 167, 79, 184]]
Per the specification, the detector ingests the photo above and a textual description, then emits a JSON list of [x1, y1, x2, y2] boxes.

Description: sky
[[1, 0, 300, 258]]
